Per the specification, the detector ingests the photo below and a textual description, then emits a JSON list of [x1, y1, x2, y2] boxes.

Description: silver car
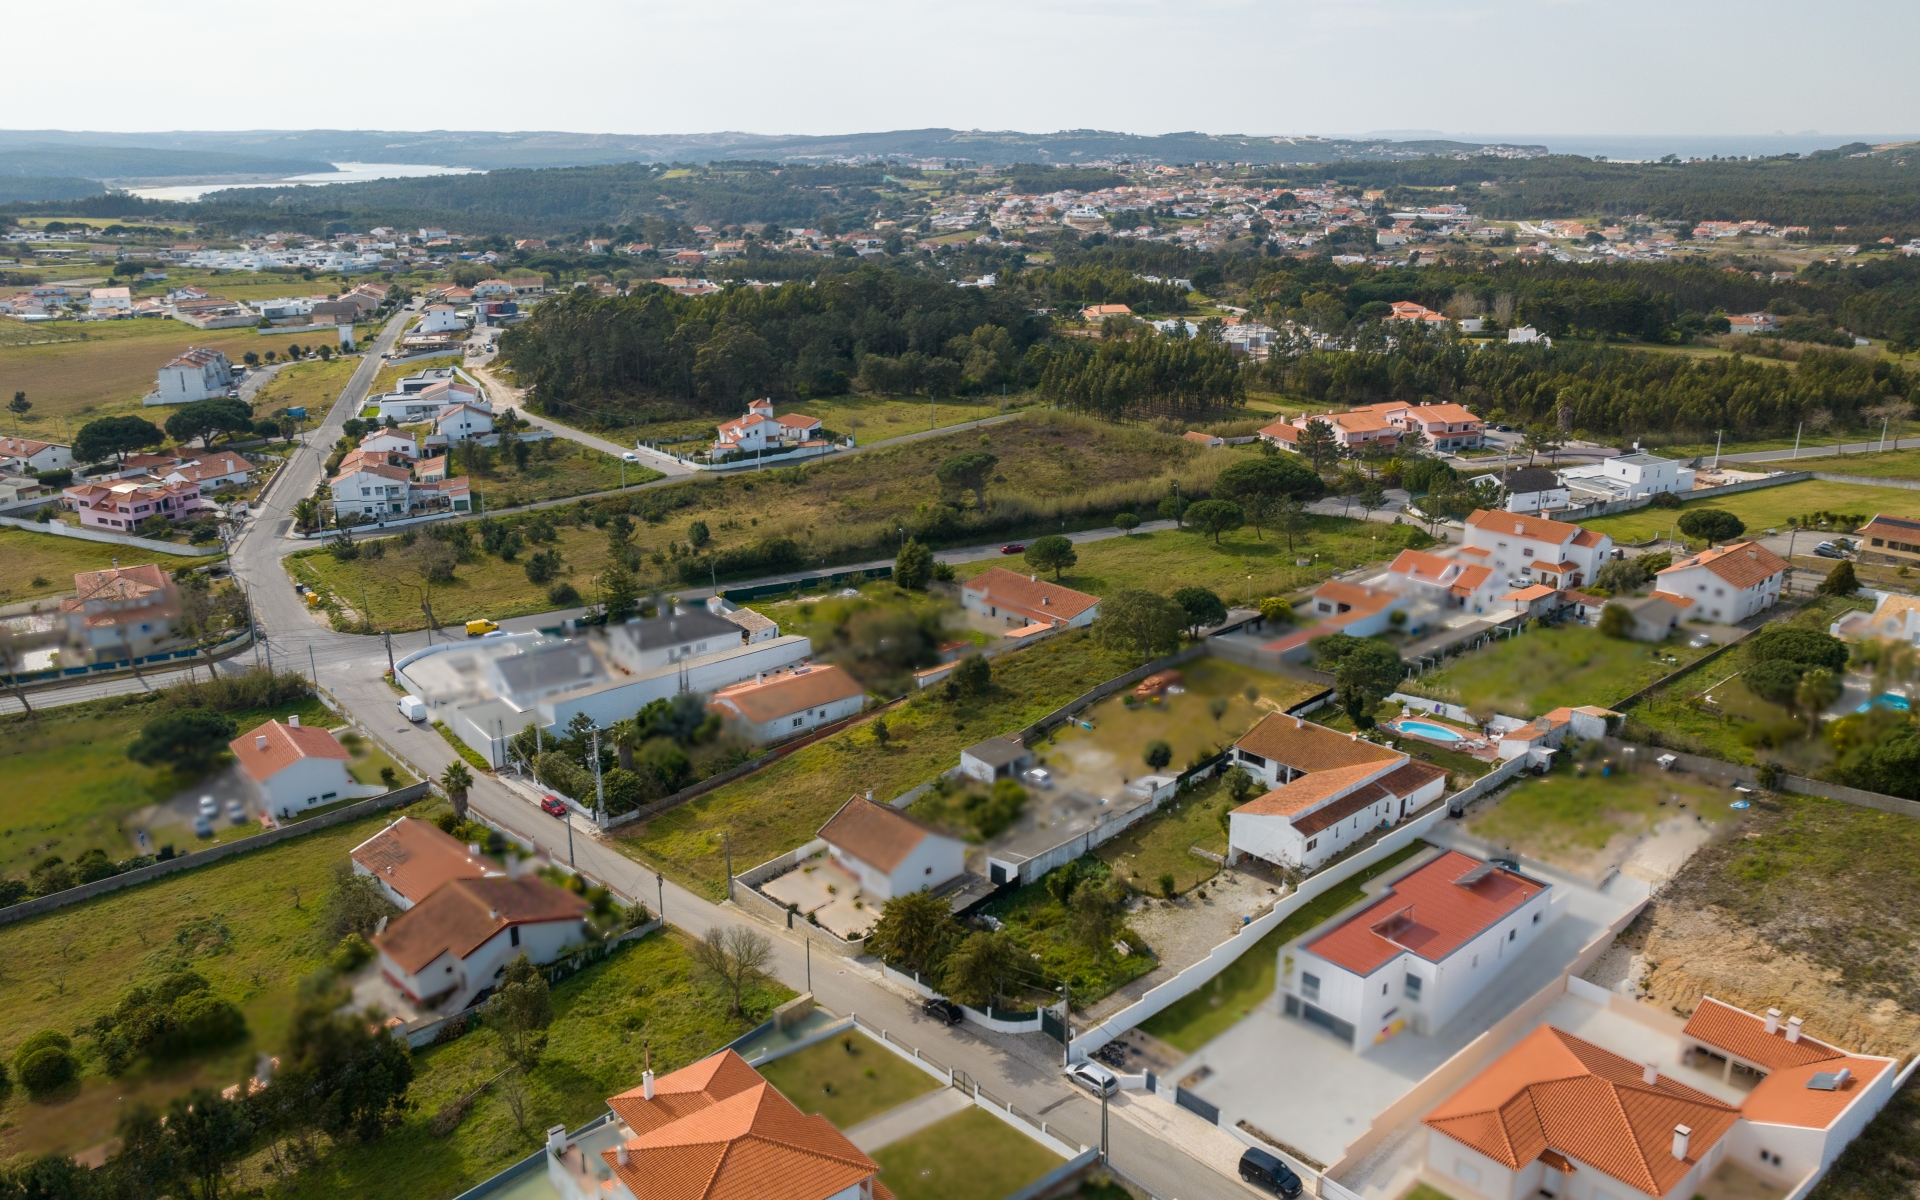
[[1065, 1061, 1118, 1097]]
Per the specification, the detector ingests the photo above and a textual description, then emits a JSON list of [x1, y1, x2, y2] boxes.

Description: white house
[[818, 794, 966, 901], [88, 286, 132, 313], [1424, 1000, 1899, 1200], [1281, 850, 1555, 1049], [706, 664, 866, 744], [1300, 579, 1426, 636], [1559, 452, 1695, 503], [350, 815, 501, 909], [712, 398, 823, 455], [57, 563, 182, 663], [960, 568, 1101, 630], [372, 874, 588, 1011], [373, 378, 485, 424], [1652, 541, 1787, 623], [0, 436, 74, 474], [416, 304, 466, 334], [330, 462, 412, 518], [1507, 325, 1550, 345], [433, 403, 494, 444], [1227, 714, 1450, 871], [229, 717, 359, 818], [1467, 466, 1570, 515], [154, 347, 234, 405], [164, 451, 252, 491], [1461, 510, 1613, 591], [1493, 705, 1621, 766], [1386, 549, 1502, 615], [1831, 591, 1920, 645], [359, 430, 420, 461]]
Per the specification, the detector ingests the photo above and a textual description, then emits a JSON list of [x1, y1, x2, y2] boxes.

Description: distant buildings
[[1260, 401, 1485, 455], [1855, 513, 1920, 568], [711, 398, 823, 456], [1466, 466, 1568, 515]]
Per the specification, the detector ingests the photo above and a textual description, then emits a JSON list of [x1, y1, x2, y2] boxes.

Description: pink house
[[63, 478, 206, 531]]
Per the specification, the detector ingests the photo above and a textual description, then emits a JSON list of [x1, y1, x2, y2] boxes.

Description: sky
[[9, 0, 1915, 146]]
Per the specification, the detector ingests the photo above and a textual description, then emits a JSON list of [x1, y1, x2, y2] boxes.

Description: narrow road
[[1720, 434, 1920, 464]]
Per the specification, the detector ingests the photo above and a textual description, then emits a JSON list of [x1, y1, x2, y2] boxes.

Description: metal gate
[[1040, 1008, 1067, 1044], [1175, 1086, 1220, 1125]]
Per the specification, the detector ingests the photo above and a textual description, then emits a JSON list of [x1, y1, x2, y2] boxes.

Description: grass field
[[1095, 776, 1229, 896], [0, 689, 335, 879], [0, 320, 283, 428], [759, 1034, 940, 1129], [265, 928, 788, 1200], [794, 394, 1007, 444], [614, 629, 1139, 899], [871, 1107, 1063, 1200], [249, 355, 360, 420], [1139, 840, 1429, 1052], [464, 441, 654, 511], [1401, 624, 1714, 720], [958, 519, 1439, 604], [1785, 447, 1920, 481], [0, 526, 211, 604], [1466, 767, 1734, 870], [1578, 480, 1920, 546]]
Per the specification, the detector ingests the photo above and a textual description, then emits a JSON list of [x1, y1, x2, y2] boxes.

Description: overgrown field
[[1402, 623, 1714, 720], [0, 320, 277, 426], [0, 527, 211, 604], [613, 628, 1138, 899], [1578, 479, 1920, 545]]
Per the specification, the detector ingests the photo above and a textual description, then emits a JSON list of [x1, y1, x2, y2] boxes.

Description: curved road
[[20, 311, 1262, 1199]]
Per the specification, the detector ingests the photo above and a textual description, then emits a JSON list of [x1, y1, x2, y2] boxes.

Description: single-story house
[[958, 734, 1034, 784], [350, 815, 500, 909], [961, 567, 1101, 630], [818, 794, 966, 901], [229, 717, 356, 819], [373, 873, 588, 1011], [706, 664, 867, 744]]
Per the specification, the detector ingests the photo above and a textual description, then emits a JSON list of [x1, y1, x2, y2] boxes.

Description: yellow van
[[466, 618, 499, 637]]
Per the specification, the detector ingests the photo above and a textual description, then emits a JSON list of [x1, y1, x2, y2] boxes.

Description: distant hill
[[0, 176, 105, 203], [0, 145, 335, 181]]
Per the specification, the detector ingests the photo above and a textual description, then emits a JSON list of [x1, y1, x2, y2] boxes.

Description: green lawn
[[267, 929, 790, 1200], [0, 798, 432, 1162], [758, 1034, 940, 1129], [463, 441, 659, 511], [872, 1107, 1063, 1200], [959, 520, 1438, 604], [790, 394, 1008, 445], [983, 859, 1157, 1006], [1577, 479, 1920, 546], [251, 356, 361, 420], [1139, 841, 1429, 1052], [1401, 624, 1713, 721], [1466, 767, 1735, 868], [1095, 777, 1229, 896], [613, 629, 1140, 900], [1787, 447, 1920, 481], [0, 689, 334, 879], [0, 527, 212, 605]]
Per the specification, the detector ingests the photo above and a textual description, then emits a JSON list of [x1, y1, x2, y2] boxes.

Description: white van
[[397, 695, 429, 722]]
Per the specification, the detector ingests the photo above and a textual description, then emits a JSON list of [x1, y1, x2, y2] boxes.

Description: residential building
[[1653, 542, 1787, 623], [1424, 1001, 1898, 1200], [1282, 850, 1554, 1048], [818, 794, 966, 901], [709, 598, 779, 644], [1492, 705, 1620, 765], [331, 461, 412, 519], [154, 347, 234, 404], [57, 564, 182, 663], [1507, 325, 1550, 345], [1386, 549, 1501, 614], [1831, 590, 1920, 645], [433, 403, 494, 445], [960, 567, 1101, 630], [230, 717, 357, 818], [1856, 513, 1920, 566], [1461, 510, 1613, 590], [1227, 714, 1448, 871], [1467, 466, 1569, 514], [0, 435, 73, 474], [351, 815, 501, 909], [1559, 452, 1695, 503], [1183, 431, 1226, 448], [88, 286, 132, 313], [373, 874, 589, 1011], [472, 279, 516, 298], [359, 430, 420, 461], [542, 1050, 888, 1200], [1727, 312, 1780, 335], [1081, 303, 1133, 320], [1363, 401, 1484, 452], [707, 664, 867, 743], [958, 734, 1034, 784], [164, 451, 252, 491], [1611, 592, 1693, 641], [416, 304, 465, 335], [1386, 301, 1448, 324], [373, 377, 485, 424], [712, 398, 824, 456], [63, 477, 205, 531], [415, 454, 449, 484], [1261, 409, 1399, 453], [1300, 579, 1424, 636]]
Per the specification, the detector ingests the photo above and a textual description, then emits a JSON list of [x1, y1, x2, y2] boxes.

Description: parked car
[[193, 815, 214, 839], [466, 618, 500, 636], [1023, 767, 1054, 789], [224, 798, 246, 824], [539, 795, 570, 818], [1064, 1061, 1118, 1098], [1813, 542, 1845, 559], [922, 998, 964, 1025], [1688, 633, 1713, 650], [1238, 1148, 1303, 1198], [398, 695, 429, 722], [622, 451, 640, 463], [198, 795, 218, 818], [999, 543, 1025, 555]]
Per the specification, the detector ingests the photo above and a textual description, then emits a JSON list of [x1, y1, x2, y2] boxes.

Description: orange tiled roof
[[374, 876, 586, 973], [1658, 541, 1788, 591], [350, 816, 496, 906], [1306, 849, 1545, 975], [1237, 760, 1396, 818], [963, 567, 1100, 622], [1235, 712, 1403, 774], [818, 795, 947, 873], [1466, 509, 1583, 544], [1425, 1025, 1740, 1198], [709, 664, 864, 725], [229, 719, 347, 783]]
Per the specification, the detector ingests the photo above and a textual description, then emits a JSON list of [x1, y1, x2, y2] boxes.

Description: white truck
[[397, 695, 428, 722]]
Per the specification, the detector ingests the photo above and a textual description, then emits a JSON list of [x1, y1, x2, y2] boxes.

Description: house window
[[793, 717, 804, 727], [1305, 838, 1317, 851], [1382, 981, 1389, 996], [510, 926, 521, 947], [1301, 972, 1320, 1002], [1405, 974, 1422, 1001], [1532, 912, 1541, 924], [1509, 928, 1516, 941]]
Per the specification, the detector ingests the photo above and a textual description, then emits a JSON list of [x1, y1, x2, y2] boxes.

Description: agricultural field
[[0, 320, 284, 428], [0, 527, 211, 604], [956, 519, 1439, 605], [1578, 479, 1920, 546], [1402, 623, 1715, 720], [613, 628, 1139, 899], [459, 440, 653, 511]]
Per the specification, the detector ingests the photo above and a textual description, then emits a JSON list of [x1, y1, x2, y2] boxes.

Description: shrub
[[1677, 508, 1745, 545], [1649, 490, 1684, 509], [18, 1046, 76, 1096], [1257, 596, 1293, 625], [1745, 625, 1848, 673], [330, 932, 375, 973], [1597, 603, 1635, 639], [1114, 512, 1140, 531], [547, 580, 581, 606], [1144, 740, 1173, 770]]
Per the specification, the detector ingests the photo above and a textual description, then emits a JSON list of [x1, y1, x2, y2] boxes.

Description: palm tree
[[607, 717, 644, 772], [440, 761, 473, 821]]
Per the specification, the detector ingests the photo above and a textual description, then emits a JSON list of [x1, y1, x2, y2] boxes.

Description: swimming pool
[[1398, 719, 1466, 743], [1856, 693, 1913, 714]]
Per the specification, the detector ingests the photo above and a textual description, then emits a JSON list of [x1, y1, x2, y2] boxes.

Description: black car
[[1239, 1148, 1303, 1198], [922, 998, 963, 1025]]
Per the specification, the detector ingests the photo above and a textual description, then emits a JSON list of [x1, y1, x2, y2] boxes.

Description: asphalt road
[[10, 314, 1261, 1197]]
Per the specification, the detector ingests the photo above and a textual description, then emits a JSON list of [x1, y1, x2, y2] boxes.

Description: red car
[[539, 795, 569, 818], [1000, 543, 1025, 554]]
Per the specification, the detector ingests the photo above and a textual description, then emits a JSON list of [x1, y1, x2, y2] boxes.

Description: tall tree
[[73, 415, 164, 464], [167, 1087, 253, 1200], [1093, 589, 1185, 664], [894, 538, 933, 589], [935, 451, 998, 510], [1295, 418, 1338, 470], [940, 930, 1020, 1010], [1184, 499, 1243, 545], [439, 761, 472, 822], [1023, 535, 1077, 580], [689, 925, 772, 1016], [866, 890, 959, 976]]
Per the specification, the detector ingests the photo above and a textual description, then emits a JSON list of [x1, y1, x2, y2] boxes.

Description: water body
[[127, 161, 480, 202]]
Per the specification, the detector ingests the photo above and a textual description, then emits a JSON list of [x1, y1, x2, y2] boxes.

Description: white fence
[[880, 964, 1055, 1033], [0, 514, 225, 555], [1069, 802, 1451, 1058]]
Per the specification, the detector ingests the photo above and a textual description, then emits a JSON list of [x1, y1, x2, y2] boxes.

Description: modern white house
[[228, 717, 362, 818], [163, 451, 253, 491], [706, 664, 867, 744], [1559, 451, 1696, 503], [416, 303, 466, 334], [373, 378, 485, 424], [1281, 850, 1556, 1049], [960, 568, 1101, 631], [372, 873, 588, 1011], [330, 462, 412, 519], [359, 430, 420, 461], [350, 815, 500, 909], [1653, 541, 1787, 624], [1460, 510, 1614, 591], [818, 794, 966, 901], [89, 286, 132, 313], [1468, 466, 1570, 515], [1831, 590, 1920, 645], [1227, 714, 1449, 872], [711, 398, 824, 456], [153, 347, 234, 404]]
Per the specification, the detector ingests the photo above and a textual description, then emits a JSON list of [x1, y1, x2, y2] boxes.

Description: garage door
[[1303, 1003, 1356, 1046]]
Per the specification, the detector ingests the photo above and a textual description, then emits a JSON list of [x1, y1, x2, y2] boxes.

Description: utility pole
[[591, 728, 606, 824], [1882, 416, 1890, 453], [1793, 421, 1801, 459], [1713, 429, 1723, 470], [806, 937, 812, 993], [564, 808, 575, 866], [723, 830, 733, 901], [383, 629, 394, 679], [308, 643, 317, 683], [655, 871, 663, 923]]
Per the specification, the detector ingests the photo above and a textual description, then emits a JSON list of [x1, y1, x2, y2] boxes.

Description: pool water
[[1398, 720, 1466, 743], [1855, 693, 1912, 714]]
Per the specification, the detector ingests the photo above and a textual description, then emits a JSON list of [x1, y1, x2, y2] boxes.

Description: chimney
[[1643, 1062, 1659, 1085], [255, 735, 268, 750], [545, 1124, 569, 1155], [1672, 1125, 1691, 1161], [756, 672, 765, 685], [1295, 716, 1303, 729], [1030, 574, 1038, 583], [616, 1144, 630, 1167], [1748, 549, 1757, 559], [1786, 1016, 1803, 1043], [642, 1070, 656, 1100], [1765, 1008, 1781, 1035], [468, 842, 482, 856], [864, 790, 874, 801], [288, 715, 300, 728]]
